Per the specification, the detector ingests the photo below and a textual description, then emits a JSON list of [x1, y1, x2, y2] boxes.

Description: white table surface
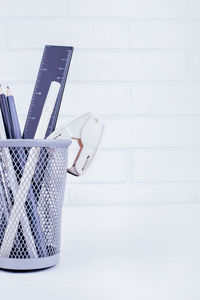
[[0, 205, 200, 300]]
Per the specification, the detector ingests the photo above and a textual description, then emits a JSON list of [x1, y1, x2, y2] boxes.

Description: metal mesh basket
[[0, 139, 71, 270]]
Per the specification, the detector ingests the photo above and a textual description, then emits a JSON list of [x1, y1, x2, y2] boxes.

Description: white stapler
[[47, 112, 104, 176]]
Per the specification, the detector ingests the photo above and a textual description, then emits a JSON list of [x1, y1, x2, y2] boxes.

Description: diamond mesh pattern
[[0, 140, 69, 260]]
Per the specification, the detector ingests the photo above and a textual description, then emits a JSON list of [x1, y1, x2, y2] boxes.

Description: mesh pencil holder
[[0, 139, 71, 270]]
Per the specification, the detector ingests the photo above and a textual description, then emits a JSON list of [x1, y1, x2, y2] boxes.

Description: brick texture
[[0, 0, 199, 206]]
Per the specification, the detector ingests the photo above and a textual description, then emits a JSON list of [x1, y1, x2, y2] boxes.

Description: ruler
[[23, 45, 73, 139]]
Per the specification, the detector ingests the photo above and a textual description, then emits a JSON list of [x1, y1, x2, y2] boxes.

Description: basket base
[[0, 254, 60, 270]]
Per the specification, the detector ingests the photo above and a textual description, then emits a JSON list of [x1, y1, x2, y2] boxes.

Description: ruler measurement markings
[[23, 45, 73, 139]]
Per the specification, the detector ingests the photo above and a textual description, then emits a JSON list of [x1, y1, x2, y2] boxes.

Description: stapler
[[47, 113, 104, 176]]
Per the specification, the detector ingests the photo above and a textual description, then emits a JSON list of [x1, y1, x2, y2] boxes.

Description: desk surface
[[0, 205, 200, 300]]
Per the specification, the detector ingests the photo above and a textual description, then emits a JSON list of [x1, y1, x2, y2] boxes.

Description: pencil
[[0, 85, 12, 139]]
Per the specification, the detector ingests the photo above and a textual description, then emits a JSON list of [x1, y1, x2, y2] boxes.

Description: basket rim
[[0, 139, 72, 148]]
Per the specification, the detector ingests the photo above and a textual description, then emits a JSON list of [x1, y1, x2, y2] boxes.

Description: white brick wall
[[69, 0, 185, 19], [69, 52, 187, 81], [7, 21, 125, 49], [130, 22, 200, 49], [1, 0, 200, 206]]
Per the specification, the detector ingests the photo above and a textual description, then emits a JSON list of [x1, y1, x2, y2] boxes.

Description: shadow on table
[[0, 266, 54, 273]]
